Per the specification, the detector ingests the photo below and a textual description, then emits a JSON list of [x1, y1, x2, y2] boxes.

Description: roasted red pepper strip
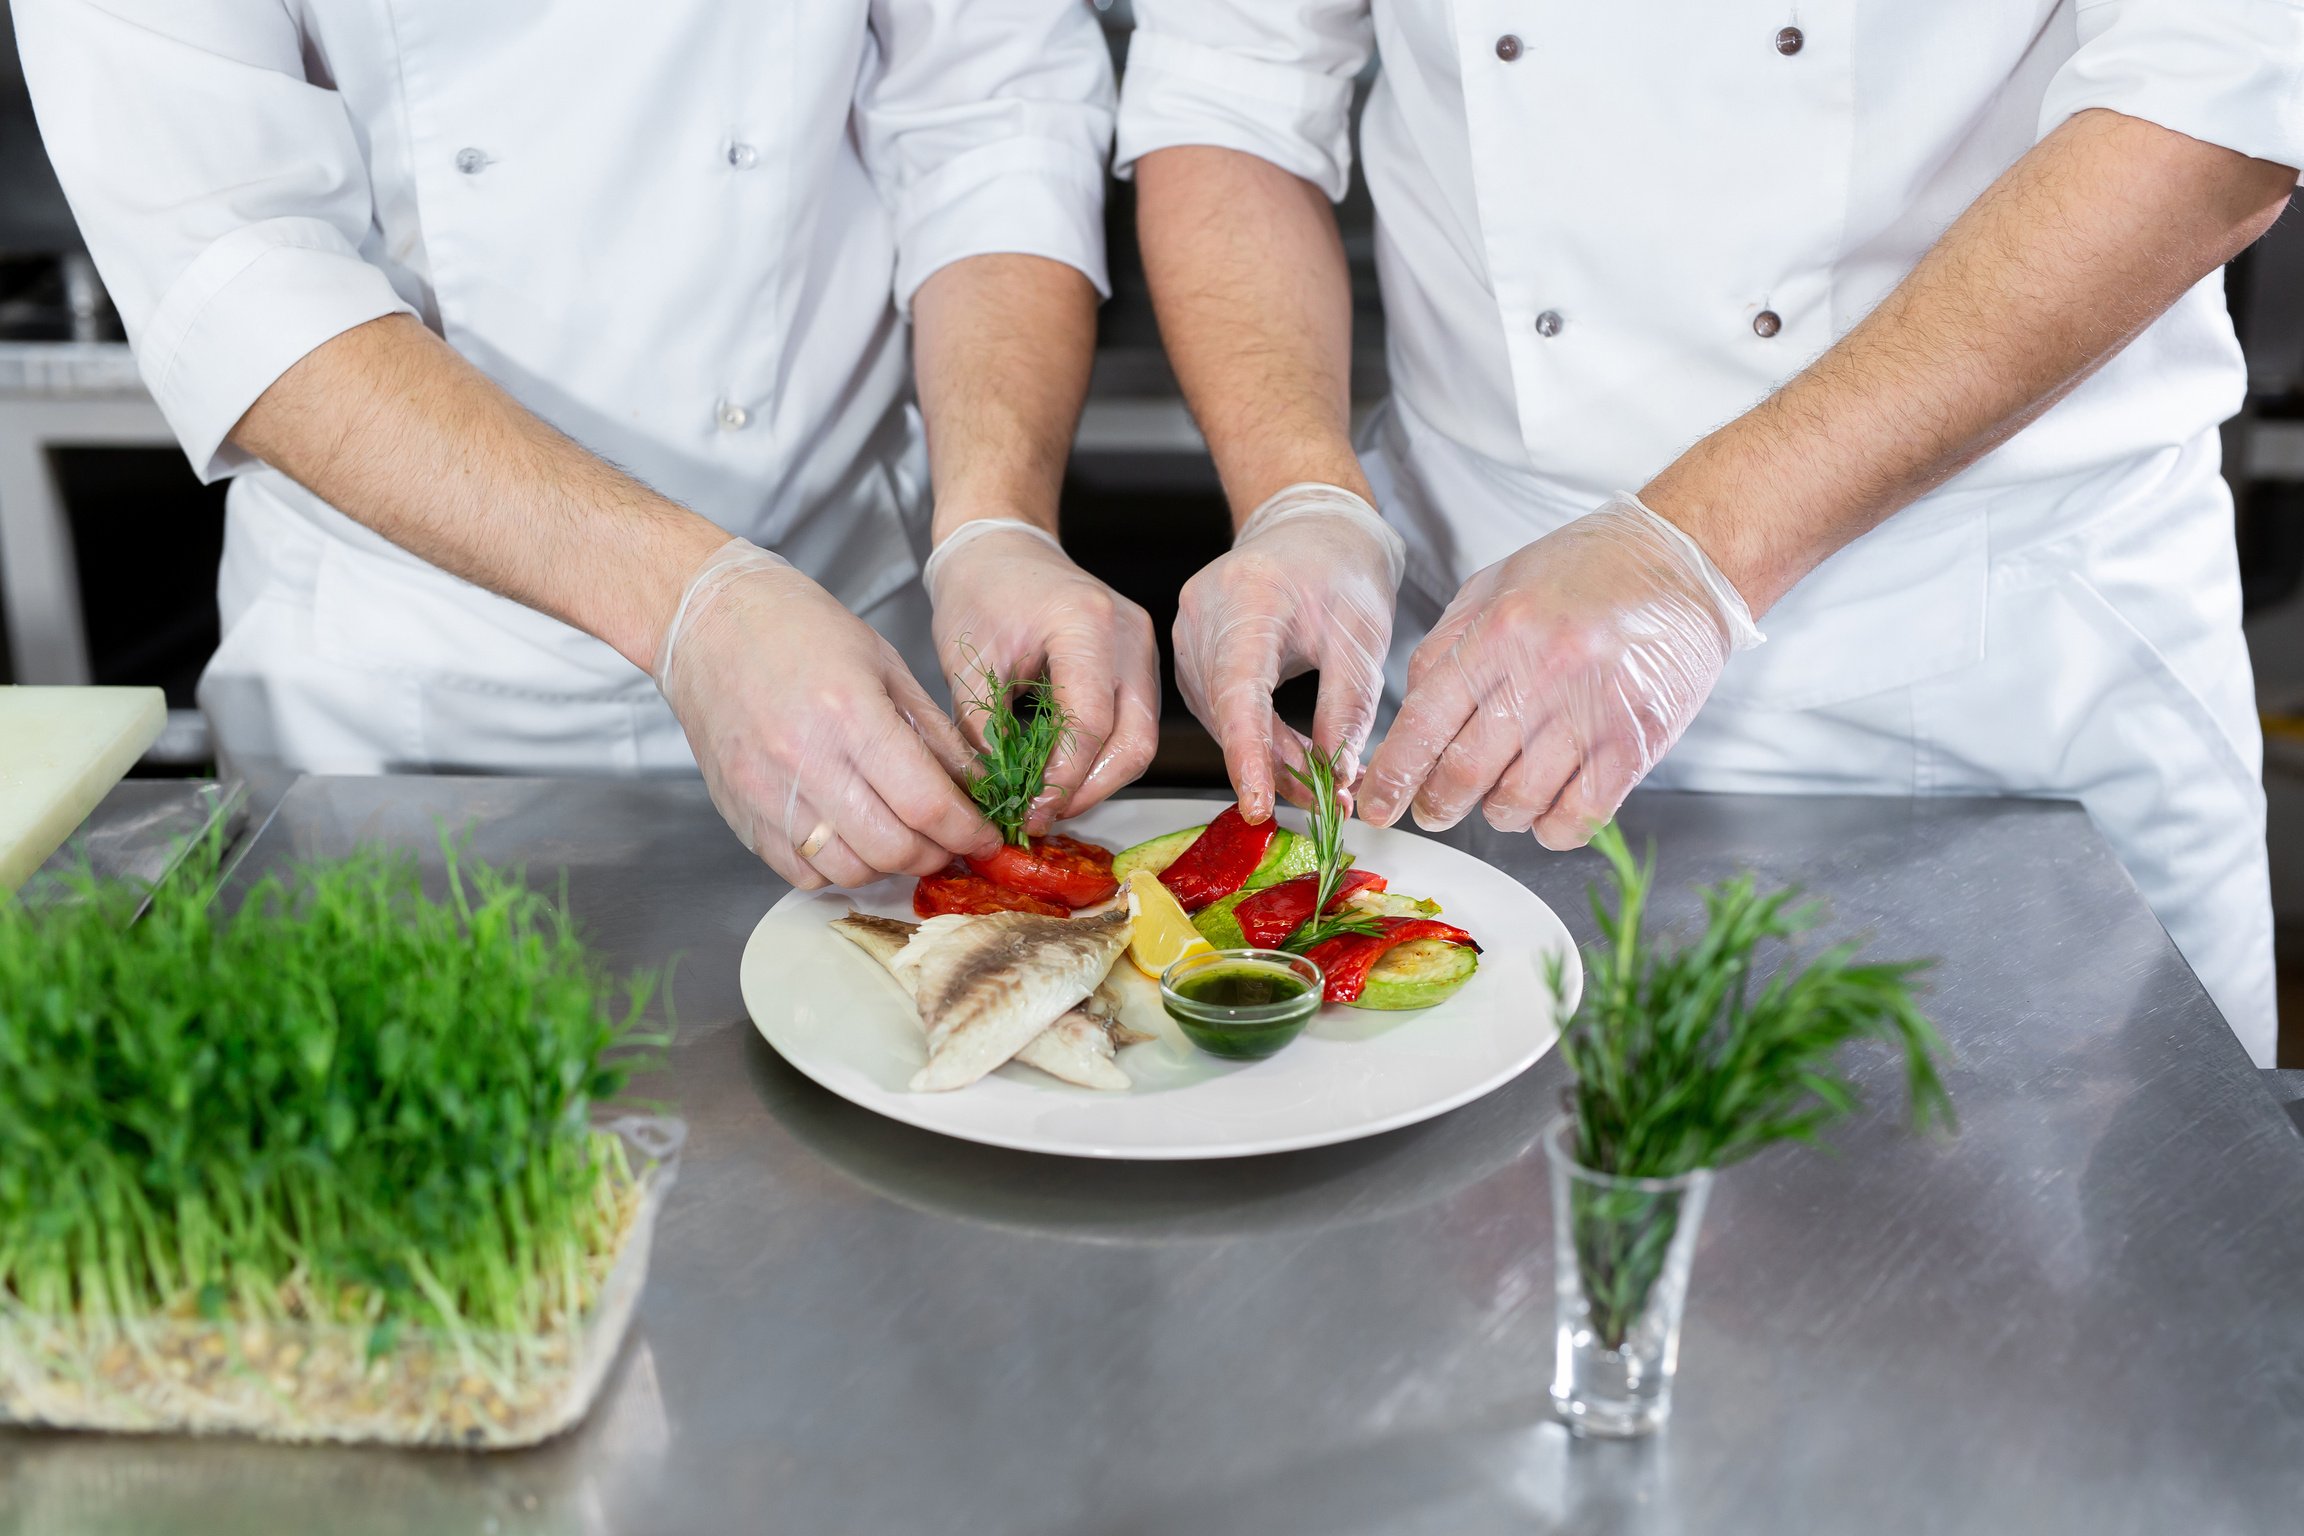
[[914, 864, 1068, 918], [1156, 805, 1278, 913], [965, 835, 1118, 908], [1232, 869, 1388, 950], [1302, 917, 1480, 1003]]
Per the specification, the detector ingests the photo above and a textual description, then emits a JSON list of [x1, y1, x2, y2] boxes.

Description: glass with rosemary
[[1542, 822, 1949, 1439], [1545, 1113, 1714, 1438]]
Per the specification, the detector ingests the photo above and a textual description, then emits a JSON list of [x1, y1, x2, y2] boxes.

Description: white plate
[[739, 797, 1580, 1160]]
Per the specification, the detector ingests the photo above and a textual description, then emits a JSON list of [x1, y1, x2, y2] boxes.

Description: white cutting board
[[0, 686, 166, 892]]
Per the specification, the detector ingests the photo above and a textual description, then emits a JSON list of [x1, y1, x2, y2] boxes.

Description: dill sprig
[[959, 654, 1074, 848], [1280, 745, 1378, 952], [1550, 823, 1950, 1347], [0, 829, 664, 1351]]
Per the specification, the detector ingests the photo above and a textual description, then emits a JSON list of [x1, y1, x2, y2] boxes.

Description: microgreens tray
[[1, 832, 676, 1449], [0, 1114, 682, 1449]]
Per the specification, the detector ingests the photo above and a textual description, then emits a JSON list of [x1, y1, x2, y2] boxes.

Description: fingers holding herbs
[[653, 537, 997, 889], [907, 656, 1121, 917], [924, 518, 1160, 829]]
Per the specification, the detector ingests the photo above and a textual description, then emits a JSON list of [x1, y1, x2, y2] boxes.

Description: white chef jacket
[[1117, 0, 2304, 1062], [15, 0, 1114, 771], [1117, 0, 2304, 617]]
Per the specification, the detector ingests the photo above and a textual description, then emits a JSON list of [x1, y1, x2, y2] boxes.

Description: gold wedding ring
[[796, 822, 834, 860]]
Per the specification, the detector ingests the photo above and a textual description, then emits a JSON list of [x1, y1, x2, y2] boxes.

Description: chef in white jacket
[[15, 0, 1160, 892], [1120, 1, 2302, 1063]]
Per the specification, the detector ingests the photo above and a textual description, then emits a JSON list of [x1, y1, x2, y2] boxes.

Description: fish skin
[[1035, 1011, 1129, 1091], [830, 913, 925, 971], [1083, 982, 1156, 1047], [830, 911, 1137, 1090]]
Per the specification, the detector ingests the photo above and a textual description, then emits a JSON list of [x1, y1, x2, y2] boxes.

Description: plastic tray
[[0, 1115, 683, 1449]]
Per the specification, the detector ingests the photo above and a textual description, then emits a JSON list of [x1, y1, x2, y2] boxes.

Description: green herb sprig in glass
[[958, 653, 1074, 848], [1551, 823, 1951, 1348], [1279, 745, 1380, 953]]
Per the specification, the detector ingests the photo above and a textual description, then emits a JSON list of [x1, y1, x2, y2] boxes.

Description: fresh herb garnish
[[959, 654, 1073, 848], [1550, 823, 1950, 1347], [0, 829, 664, 1347], [1279, 745, 1378, 952]]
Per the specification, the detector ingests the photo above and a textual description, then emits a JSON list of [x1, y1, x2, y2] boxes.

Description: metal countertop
[[6, 776, 2302, 1536]]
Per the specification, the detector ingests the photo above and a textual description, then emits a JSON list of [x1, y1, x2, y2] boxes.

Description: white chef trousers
[[198, 476, 940, 782], [1365, 401, 2276, 1066]]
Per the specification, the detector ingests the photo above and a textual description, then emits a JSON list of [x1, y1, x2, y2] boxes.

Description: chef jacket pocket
[[310, 537, 649, 701], [308, 539, 686, 774], [1709, 509, 1988, 713]]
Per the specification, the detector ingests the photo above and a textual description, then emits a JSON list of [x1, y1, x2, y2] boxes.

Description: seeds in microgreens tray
[[0, 828, 667, 1444]]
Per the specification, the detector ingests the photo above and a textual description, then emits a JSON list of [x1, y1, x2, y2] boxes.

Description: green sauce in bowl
[[1160, 949, 1324, 1061]]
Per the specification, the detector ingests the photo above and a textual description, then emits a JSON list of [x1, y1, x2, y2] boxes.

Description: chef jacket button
[[716, 400, 750, 431], [1775, 26, 1805, 55], [726, 142, 758, 170], [454, 147, 488, 175], [1753, 309, 1783, 338], [1534, 309, 1563, 338], [1495, 34, 1523, 62]]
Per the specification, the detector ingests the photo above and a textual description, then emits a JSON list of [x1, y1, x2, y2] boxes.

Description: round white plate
[[739, 797, 1580, 1160]]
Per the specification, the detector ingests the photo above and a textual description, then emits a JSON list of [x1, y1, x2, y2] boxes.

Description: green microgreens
[[1549, 823, 1950, 1347], [959, 652, 1074, 849], [0, 828, 664, 1349], [1279, 745, 1378, 952]]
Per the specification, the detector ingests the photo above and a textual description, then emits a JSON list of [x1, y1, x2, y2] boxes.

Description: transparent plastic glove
[[923, 519, 1160, 832], [1359, 493, 1764, 849], [653, 537, 998, 889], [1173, 482, 1407, 822]]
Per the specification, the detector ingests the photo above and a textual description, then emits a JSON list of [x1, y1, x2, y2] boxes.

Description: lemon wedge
[[1125, 869, 1212, 979]]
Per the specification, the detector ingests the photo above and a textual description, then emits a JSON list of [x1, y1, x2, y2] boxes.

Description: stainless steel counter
[[6, 775, 2302, 1536]]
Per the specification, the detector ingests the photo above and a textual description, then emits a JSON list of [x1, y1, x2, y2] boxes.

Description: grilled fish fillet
[[897, 909, 1133, 1091], [830, 912, 1143, 1090]]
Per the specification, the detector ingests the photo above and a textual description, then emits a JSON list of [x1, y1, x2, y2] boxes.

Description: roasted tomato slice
[[913, 863, 1068, 918], [1045, 834, 1115, 872], [963, 836, 1118, 908]]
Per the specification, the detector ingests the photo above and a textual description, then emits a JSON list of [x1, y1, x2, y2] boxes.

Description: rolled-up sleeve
[[2040, 0, 2304, 177], [14, 0, 416, 482], [1114, 0, 1373, 202], [856, 0, 1116, 315]]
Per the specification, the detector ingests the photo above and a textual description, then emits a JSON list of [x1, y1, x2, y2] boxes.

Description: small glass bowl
[[1159, 948, 1325, 1061]]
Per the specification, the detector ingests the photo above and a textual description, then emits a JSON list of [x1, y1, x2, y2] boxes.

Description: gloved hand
[[1358, 493, 1763, 849], [923, 519, 1160, 832], [1173, 482, 1406, 822], [653, 537, 999, 889]]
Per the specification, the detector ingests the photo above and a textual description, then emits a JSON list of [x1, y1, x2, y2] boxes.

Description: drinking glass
[[1546, 1113, 1713, 1438]]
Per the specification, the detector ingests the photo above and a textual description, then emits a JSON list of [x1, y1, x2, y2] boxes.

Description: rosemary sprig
[[1549, 823, 1951, 1347], [1289, 913, 1384, 953], [1279, 745, 1376, 952], [958, 655, 1073, 848], [1557, 823, 1952, 1179]]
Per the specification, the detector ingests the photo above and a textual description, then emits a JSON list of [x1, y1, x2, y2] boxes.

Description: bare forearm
[[912, 253, 1099, 542], [1136, 146, 1370, 522], [1644, 108, 2296, 614], [229, 314, 727, 671]]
